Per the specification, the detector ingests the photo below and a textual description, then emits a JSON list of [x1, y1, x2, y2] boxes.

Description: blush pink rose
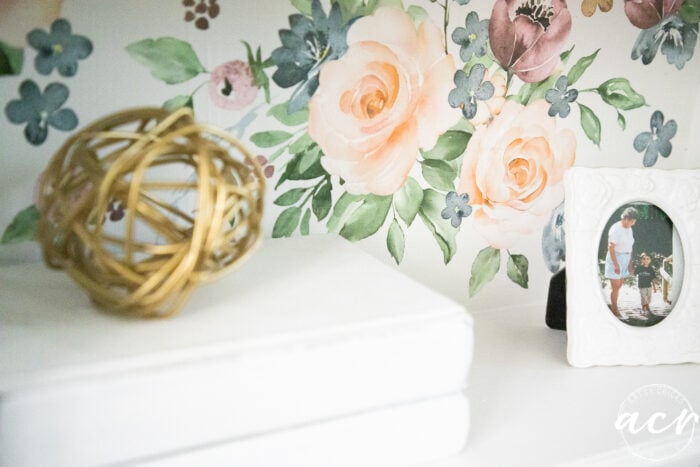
[[457, 100, 576, 249], [209, 60, 258, 110], [489, 0, 572, 83], [307, 7, 459, 195], [624, 0, 681, 29]]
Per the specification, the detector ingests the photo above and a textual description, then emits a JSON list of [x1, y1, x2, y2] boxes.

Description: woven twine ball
[[36, 107, 265, 318]]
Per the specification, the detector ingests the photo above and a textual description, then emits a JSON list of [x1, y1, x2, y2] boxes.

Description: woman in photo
[[605, 207, 638, 318]]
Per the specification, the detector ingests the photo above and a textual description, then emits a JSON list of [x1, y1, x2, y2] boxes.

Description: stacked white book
[[0, 235, 473, 467]]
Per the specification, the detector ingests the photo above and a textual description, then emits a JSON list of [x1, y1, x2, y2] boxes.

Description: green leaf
[[268, 103, 309, 126], [617, 111, 626, 130], [515, 73, 560, 105], [312, 180, 332, 221], [250, 130, 293, 148], [407, 5, 429, 22], [394, 177, 423, 226], [566, 49, 599, 86], [1, 205, 39, 244], [418, 189, 457, 264], [506, 253, 529, 289], [560, 46, 574, 63], [421, 159, 456, 191], [338, 194, 392, 241], [126, 37, 205, 84], [0, 40, 23, 76], [578, 103, 601, 147], [422, 130, 470, 161], [162, 95, 193, 112], [289, 133, 314, 154], [273, 188, 307, 206], [387, 219, 405, 265], [327, 192, 362, 233], [469, 247, 500, 297], [681, 0, 700, 24], [243, 41, 271, 103], [291, 0, 312, 15], [272, 206, 302, 238], [598, 78, 646, 111], [300, 208, 311, 235], [298, 145, 321, 173], [276, 146, 327, 188]]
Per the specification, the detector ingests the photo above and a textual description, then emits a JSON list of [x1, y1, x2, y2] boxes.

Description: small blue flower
[[27, 18, 93, 77], [542, 202, 565, 273], [633, 111, 677, 167], [451, 11, 489, 62], [441, 191, 472, 228], [631, 16, 698, 70], [545, 75, 578, 118], [448, 64, 494, 120], [453, 0, 471, 5], [5, 80, 78, 146]]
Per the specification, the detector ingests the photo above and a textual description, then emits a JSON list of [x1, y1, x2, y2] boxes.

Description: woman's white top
[[608, 220, 634, 253]]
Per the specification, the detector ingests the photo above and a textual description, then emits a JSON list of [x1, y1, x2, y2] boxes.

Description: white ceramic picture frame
[[565, 167, 700, 367]]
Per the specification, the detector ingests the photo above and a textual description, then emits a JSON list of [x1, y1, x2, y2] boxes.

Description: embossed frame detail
[[565, 167, 700, 367]]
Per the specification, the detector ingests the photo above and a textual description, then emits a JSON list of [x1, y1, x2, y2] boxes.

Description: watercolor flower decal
[[489, 0, 572, 83], [633, 110, 677, 166], [5, 80, 77, 145], [27, 18, 92, 77], [270, 0, 349, 113], [307, 7, 459, 196], [3, 0, 687, 299], [2, 18, 88, 146]]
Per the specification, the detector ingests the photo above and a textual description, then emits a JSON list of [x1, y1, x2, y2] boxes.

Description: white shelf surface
[[425, 303, 700, 467]]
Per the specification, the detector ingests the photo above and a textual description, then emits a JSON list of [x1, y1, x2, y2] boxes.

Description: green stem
[[578, 88, 600, 94], [443, 1, 450, 55]]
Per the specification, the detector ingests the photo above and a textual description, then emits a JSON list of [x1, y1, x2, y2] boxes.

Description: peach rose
[[457, 100, 576, 249], [0, 0, 62, 47], [307, 7, 459, 195]]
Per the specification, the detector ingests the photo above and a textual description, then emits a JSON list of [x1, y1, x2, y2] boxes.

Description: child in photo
[[635, 252, 657, 318]]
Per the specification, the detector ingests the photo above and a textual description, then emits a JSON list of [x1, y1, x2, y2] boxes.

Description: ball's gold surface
[[36, 107, 265, 318]]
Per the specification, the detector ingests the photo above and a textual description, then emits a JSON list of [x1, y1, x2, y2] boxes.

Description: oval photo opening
[[598, 202, 682, 327]]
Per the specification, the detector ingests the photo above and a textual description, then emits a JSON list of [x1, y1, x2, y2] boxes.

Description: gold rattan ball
[[36, 107, 265, 318]]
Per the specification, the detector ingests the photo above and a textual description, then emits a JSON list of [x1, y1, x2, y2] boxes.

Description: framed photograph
[[565, 167, 700, 367]]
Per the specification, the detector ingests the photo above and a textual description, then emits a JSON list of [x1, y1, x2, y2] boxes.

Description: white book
[[0, 235, 473, 466]]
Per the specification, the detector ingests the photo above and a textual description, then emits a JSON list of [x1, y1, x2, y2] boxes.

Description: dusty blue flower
[[452, 11, 489, 62], [27, 18, 93, 77], [271, 0, 349, 112], [631, 16, 698, 70], [453, 0, 471, 5], [5, 80, 78, 146], [633, 111, 677, 167], [545, 75, 578, 118], [542, 202, 565, 273], [441, 191, 472, 228], [448, 63, 494, 119]]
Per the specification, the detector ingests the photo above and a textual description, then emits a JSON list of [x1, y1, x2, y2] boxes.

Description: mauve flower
[[489, 0, 572, 83], [208, 60, 258, 110], [624, 0, 681, 30]]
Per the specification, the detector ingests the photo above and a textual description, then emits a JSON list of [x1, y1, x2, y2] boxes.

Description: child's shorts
[[640, 287, 652, 306]]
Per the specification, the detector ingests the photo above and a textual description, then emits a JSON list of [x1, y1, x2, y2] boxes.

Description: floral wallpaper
[[1, 0, 699, 305]]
